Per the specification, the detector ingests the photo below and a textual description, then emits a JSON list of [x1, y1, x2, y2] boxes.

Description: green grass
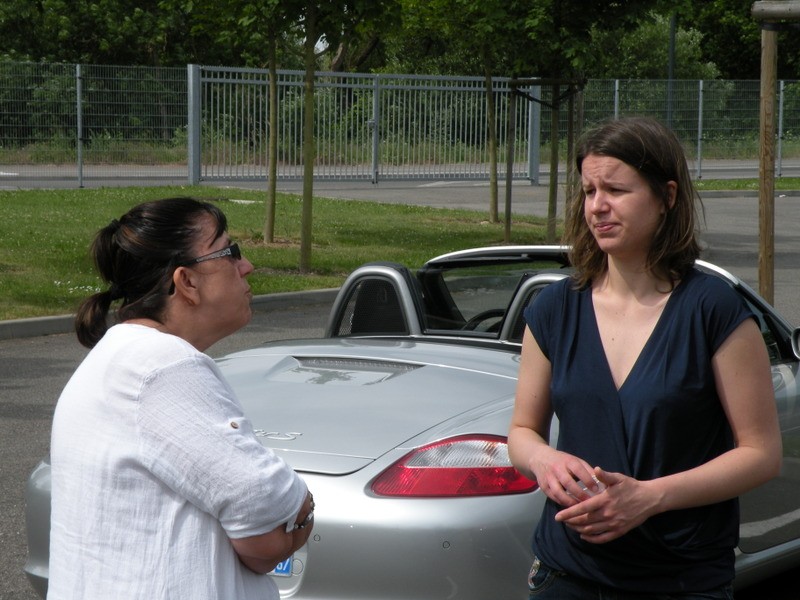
[[1, 178, 797, 321], [0, 186, 551, 321], [694, 178, 800, 192]]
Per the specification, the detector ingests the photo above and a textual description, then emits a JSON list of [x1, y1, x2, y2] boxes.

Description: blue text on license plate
[[271, 557, 292, 577]]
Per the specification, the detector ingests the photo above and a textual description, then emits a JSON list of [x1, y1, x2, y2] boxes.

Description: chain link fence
[[1, 61, 799, 187]]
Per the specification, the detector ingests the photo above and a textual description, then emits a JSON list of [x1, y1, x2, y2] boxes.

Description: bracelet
[[293, 510, 314, 530], [292, 492, 315, 531]]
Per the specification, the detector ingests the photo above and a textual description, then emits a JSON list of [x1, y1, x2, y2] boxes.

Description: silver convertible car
[[25, 246, 800, 598]]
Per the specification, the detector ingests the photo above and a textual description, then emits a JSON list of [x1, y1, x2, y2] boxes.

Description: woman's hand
[[531, 448, 606, 508], [230, 490, 315, 574], [554, 468, 659, 543]]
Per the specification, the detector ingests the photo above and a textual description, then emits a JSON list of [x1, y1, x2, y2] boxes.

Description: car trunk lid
[[216, 340, 519, 474]]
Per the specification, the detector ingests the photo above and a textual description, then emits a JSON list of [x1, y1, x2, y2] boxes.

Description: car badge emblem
[[255, 430, 303, 440]]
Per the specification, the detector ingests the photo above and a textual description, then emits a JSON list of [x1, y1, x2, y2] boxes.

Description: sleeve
[[698, 274, 755, 355], [523, 277, 567, 361], [135, 355, 308, 539]]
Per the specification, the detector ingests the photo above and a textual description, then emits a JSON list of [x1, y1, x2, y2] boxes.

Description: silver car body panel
[[216, 339, 522, 474]]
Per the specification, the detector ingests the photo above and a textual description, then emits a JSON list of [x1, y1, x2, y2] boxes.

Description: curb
[[699, 190, 800, 198], [0, 288, 340, 342]]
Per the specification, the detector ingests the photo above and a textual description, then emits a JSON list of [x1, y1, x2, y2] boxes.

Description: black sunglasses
[[178, 243, 242, 266], [169, 243, 242, 294]]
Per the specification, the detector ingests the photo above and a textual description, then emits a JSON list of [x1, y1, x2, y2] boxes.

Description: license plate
[[270, 557, 292, 577]]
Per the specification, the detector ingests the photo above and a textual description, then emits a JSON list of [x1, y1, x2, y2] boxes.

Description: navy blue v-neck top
[[523, 267, 754, 593]]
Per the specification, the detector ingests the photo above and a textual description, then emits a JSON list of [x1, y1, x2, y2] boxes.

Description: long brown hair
[[564, 116, 703, 288]]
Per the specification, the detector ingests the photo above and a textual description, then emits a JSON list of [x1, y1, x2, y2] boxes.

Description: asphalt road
[[1, 183, 799, 599], [1, 157, 799, 191]]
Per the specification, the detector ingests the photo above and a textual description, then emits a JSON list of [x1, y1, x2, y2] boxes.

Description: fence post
[[371, 75, 380, 184], [76, 64, 84, 188], [527, 85, 541, 184], [614, 80, 620, 118], [505, 88, 516, 242], [187, 64, 202, 186], [696, 80, 704, 180]]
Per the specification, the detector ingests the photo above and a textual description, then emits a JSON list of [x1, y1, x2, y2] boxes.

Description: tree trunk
[[264, 33, 278, 244], [300, 5, 317, 273], [483, 53, 498, 223]]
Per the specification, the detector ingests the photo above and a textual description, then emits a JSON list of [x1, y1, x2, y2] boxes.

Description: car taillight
[[370, 434, 537, 497]]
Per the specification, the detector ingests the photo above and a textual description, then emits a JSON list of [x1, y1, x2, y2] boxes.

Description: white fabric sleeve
[[136, 355, 308, 538]]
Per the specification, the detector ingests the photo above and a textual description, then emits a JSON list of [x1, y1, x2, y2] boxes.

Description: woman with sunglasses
[[48, 197, 314, 600]]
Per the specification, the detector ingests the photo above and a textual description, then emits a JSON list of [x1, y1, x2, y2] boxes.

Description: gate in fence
[[188, 65, 543, 184]]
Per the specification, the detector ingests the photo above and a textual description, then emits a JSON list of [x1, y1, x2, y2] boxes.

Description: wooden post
[[758, 25, 777, 305], [750, 1, 800, 304]]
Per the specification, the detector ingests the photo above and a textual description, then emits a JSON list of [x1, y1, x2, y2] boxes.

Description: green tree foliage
[[325, 0, 402, 71], [379, 1, 484, 76], [512, 0, 660, 79], [5, 0, 799, 79], [0, 0, 189, 65], [0, 0, 305, 68], [586, 12, 721, 80], [378, 0, 800, 82], [682, 0, 800, 81], [161, 0, 304, 69], [382, 0, 536, 78]]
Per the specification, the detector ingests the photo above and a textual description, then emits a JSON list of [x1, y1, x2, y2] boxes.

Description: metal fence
[[0, 62, 187, 185], [188, 66, 544, 183], [1, 61, 799, 187]]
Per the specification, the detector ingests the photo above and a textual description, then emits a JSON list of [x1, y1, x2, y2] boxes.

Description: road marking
[[741, 507, 800, 537]]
